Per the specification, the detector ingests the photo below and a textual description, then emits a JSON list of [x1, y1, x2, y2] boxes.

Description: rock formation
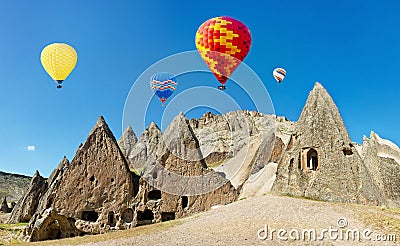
[[272, 83, 384, 205], [0, 197, 11, 213], [25, 208, 81, 241], [24, 116, 139, 241], [35, 157, 70, 215], [118, 125, 137, 158], [362, 132, 400, 207], [188, 110, 258, 164], [20, 115, 237, 242], [9, 81, 400, 242], [125, 121, 167, 174], [7, 171, 47, 223], [131, 113, 238, 225]]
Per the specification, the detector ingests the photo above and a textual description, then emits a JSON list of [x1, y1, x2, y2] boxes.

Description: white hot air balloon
[[273, 68, 286, 84]]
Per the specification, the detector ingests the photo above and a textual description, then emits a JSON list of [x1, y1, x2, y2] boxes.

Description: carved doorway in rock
[[307, 148, 318, 171]]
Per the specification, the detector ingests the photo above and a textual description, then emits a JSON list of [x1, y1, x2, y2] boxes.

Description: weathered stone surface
[[272, 82, 385, 205], [131, 113, 238, 226], [362, 132, 400, 207], [7, 171, 47, 223], [35, 157, 70, 215], [51, 116, 135, 228], [127, 122, 167, 174], [188, 110, 258, 162], [118, 126, 137, 158], [186, 111, 293, 196], [25, 208, 81, 242], [162, 112, 207, 176], [239, 162, 278, 199], [24, 116, 139, 241], [13, 80, 400, 242], [0, 197, 11, 213]]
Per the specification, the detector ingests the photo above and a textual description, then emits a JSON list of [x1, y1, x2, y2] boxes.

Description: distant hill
[[0, 171, 31, 203]]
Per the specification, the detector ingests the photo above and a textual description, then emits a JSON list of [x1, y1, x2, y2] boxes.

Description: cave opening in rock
[[137, 209, 154, 221], [108, 211, 116, 227], [81, 210, 98, 222], [44, 220, 62, 240], [132, 175, 140, 197], [307, 148, 318, 171], [161, 212, 175, 222], [182, 196, 188, 209], [148, 190, 161, 200], [342, 147, 353, 156]]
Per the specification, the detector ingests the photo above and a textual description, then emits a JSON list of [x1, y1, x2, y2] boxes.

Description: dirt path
[[76, 194, 398, 246]]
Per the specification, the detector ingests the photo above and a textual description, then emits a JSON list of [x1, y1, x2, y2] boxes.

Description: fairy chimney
[[272, 83, 385, 205]]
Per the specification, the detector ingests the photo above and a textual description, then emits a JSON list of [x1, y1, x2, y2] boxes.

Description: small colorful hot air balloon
[[150, 72, 178, 106], [40, 43, 78, 88], [195, 16, 252, 90], [273, 68, 286, 84]]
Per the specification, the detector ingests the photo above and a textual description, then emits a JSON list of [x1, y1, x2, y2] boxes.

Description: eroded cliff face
[[120, 110, 293, 198], [20, 115, 239, 242], [7, 171, 47, 223], [362, 132, 400, 207], [120, 110, 294, 199], [14, 81, 400, 242], [131, 113, 238, 226], [117, 125, 137, 158], [272, 83, 384, 206], [23, 117, 139, 241]]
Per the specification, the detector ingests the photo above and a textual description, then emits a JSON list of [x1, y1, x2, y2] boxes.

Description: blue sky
[[0, 0, 399, 176]]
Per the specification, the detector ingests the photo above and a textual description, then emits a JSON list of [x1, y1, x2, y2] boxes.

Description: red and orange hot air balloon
[[195, 16, 252, 90]]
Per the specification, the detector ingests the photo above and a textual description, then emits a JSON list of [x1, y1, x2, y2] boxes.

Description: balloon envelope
[[195, 16, 251, 88], [273, 68, 286, 83], [150, 72, 177, 106], [40, 43, 78, 88]]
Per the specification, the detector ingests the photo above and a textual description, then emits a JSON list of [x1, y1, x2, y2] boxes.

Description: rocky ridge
[[0, 171, 31, 204], [6, 82, 400, 243]]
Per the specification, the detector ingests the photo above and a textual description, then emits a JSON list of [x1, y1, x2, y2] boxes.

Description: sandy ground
[[77, 194, 398, 246]]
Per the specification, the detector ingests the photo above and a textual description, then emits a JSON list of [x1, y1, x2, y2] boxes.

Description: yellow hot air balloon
[[40, 43, 77, 88]]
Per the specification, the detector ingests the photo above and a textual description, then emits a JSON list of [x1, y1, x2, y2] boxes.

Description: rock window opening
[[161, 212, 175, 222], [342, 147, 353, 156], [289, 158, 294, 169], [148, 190, 161, 200], [182, 196, 188, 209], [81, 210, 98, 222], [307, 149, 318, 171]]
